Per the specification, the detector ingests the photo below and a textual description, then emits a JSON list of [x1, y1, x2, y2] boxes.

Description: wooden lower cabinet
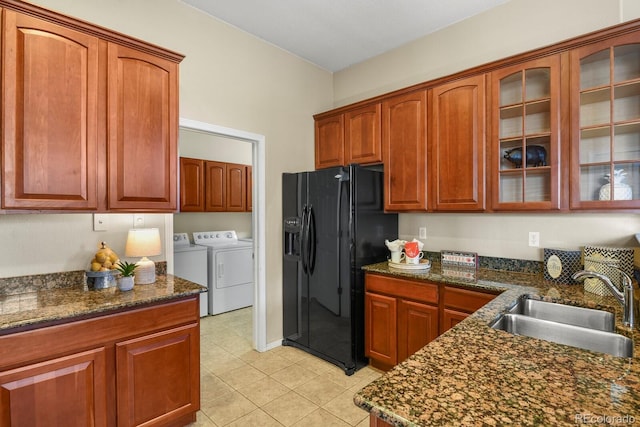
[[0, 347, 108, 426], [441, 285, 498, 334], [365, 274, 499, 370], [116, 324, 200, 427], [365, 274, 438, 370], [365, 292, 397, 367], [0, 297, 199, 427], [397, 299, 439, 362]]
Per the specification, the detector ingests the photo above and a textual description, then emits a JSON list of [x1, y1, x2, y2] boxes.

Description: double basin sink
[[491, 296, 633, 358]]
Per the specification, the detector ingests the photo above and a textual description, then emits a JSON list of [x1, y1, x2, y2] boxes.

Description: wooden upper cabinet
[[226, 163, 247, 212], [430, 75, 486, 211], [345, 103, 382, 165], [315, 114, 344, 169], [246, 166, 253, 211], [569, 32, 640, 209], [1, 11, 100, 210], [107, 43, 178, 211], [490, 55, 561, 210], [382, 90, 428, 211], [205, 161, 226, 212], [180, 157, 204, 212]]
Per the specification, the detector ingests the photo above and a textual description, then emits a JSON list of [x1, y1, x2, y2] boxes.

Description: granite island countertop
[[356, 262, 640, 426], [0, 271, 205, 334]]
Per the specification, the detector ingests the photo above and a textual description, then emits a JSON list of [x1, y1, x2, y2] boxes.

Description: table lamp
[[125, 228, 162, 284]]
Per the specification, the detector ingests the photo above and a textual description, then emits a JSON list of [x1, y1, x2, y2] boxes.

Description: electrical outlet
[[419, 227, 427, 239], [528, 231, 540, 247], [93, 214, 108, 231], [133, 214, 145, 228]]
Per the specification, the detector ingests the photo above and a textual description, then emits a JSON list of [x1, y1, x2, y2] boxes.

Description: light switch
[[93, 214, 108, 231]]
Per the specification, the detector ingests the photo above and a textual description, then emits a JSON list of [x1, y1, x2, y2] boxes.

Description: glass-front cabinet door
[[490, 56, 561, 210], [570, 33, 640, 209]]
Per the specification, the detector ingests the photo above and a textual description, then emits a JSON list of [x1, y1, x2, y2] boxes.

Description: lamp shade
[[125, 228, 162, 257]]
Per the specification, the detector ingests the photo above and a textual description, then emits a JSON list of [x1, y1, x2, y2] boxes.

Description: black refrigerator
[[282, 164, 398, 375]]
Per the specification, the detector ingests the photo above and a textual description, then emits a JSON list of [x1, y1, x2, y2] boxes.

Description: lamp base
[[135, 257, 156, 284]]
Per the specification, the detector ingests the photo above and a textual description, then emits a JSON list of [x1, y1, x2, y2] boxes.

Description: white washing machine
[[193, 230, 253, 315], [173, 233, 209, 317]]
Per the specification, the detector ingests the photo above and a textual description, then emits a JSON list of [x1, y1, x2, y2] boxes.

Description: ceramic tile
[[200, 390, 257, 426], [323, 390, 369, 426], [293, 375, 347, 406], [261, 390, 318, 426], [292, 408, 351, 427], [218, 364, 267, 390], [236, 377, 291, 407], [250, 352, 295, 375], [269, 362, 320, 389], [226, 409, 283, 427]]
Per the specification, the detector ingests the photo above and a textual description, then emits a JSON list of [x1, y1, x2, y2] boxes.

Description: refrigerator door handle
[[308, 204, 316, 274], [300, 205, 309, 274]]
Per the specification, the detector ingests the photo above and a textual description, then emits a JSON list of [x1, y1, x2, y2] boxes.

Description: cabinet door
[[441, 286, 497, 334], [345, 103, 382, 165], [365, 291, 397, 367], [246, 165, 253, 212], [107, 43, 178, 211], [116, 323, 200, 427], [315, 114, 344, 169], [179, 157, 204, 212], [397, 299, 438, 362], [441, 308, 469, 334], [0, 348, 107, 426], [382, 91, 428, 211], [205, 161, 226, 211], [226, 163, 247, 212], [431, 75, 486, 211], [1, 11, 100, 210], [490, 55, 561, 210], [570, 32, 640, 209]]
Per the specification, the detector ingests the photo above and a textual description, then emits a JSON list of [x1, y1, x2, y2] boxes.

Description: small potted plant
[[115, 260, 137, 291]]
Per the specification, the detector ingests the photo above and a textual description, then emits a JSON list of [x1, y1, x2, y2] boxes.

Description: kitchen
[[1, 0, 640, 426]]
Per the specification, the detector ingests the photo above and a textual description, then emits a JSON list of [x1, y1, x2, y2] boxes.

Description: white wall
[[334, 0, 640, 262]]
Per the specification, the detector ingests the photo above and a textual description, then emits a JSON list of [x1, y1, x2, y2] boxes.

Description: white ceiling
[[180, 0, 509, 72]]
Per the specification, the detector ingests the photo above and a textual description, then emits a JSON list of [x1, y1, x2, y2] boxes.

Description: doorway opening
[[177, 118, 267, 352]]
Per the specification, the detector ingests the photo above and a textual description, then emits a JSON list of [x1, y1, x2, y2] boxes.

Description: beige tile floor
[[188, 307, 382, 427]]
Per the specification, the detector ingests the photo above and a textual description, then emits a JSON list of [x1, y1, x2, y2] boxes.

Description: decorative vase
[[117, 276, 135, 291], [599, 168, 632, 201]]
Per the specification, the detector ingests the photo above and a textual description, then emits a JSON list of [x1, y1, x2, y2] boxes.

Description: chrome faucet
[[572, 267, 637, 330]]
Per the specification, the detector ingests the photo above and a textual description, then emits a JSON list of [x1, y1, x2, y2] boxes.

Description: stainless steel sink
[[492, 297, 633, 358], [507, 297, 615, 332]]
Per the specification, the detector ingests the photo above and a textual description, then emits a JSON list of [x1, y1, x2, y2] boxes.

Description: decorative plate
[[388, 259, 431, 271]]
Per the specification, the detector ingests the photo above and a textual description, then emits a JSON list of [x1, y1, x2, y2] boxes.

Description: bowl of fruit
[[85, 242, 121, 289]]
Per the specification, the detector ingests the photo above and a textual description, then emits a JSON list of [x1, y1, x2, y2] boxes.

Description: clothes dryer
[[193, 230, 254, 315]]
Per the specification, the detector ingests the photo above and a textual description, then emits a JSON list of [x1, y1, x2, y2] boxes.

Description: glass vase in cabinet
[[570, 33, 640, 209], [490, 56, 561, 210]]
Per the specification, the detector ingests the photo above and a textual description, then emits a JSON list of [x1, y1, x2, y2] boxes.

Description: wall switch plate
[[93, 214, 108, 231], [528, 231, 540, 247], [134, 214, 144, 228], [419, 227, 427, 239]]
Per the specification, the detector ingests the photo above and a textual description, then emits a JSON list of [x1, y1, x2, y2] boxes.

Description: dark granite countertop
[[356, 262, 640, 426], [0, 271, 205, 334]]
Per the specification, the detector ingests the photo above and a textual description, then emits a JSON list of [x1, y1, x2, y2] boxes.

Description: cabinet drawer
[[366, 274, 438, 304], [443, 286, 496, 313]]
